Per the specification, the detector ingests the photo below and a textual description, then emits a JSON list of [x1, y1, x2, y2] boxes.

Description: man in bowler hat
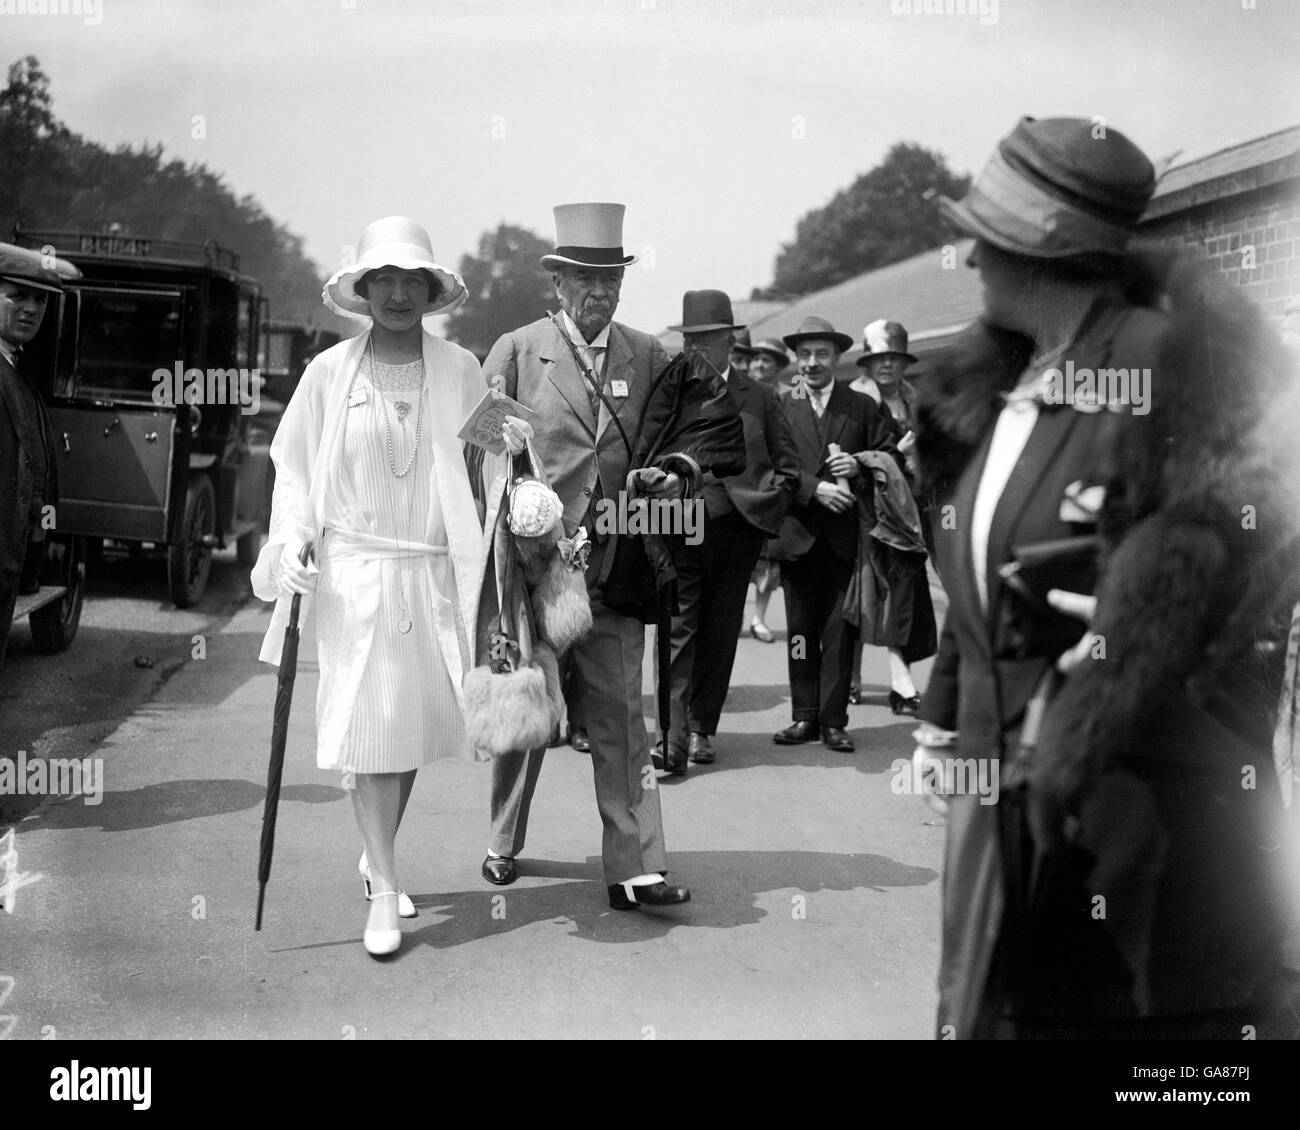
[[658, 290, 800, 770], [0, 245, 64, 672], [480, 203, 690, 910], [768, 316, 896, 753]]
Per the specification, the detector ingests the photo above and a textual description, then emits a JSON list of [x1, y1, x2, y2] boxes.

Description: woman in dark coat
[[913, 116, 1300, 1039]]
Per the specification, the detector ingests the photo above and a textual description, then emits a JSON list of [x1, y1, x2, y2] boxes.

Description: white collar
[[561, 309, 611, 352], [0, 339, 18, 367]]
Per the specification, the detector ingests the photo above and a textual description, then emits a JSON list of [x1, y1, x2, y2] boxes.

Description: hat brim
[[0, 273, 63, 296], [751, 347, 790, 366], [855, 350, 917, 367], [667, 322, 745, 334], [540, 253, 639, 271], [783, 330, 855, 353], [938, 195, 1113, 260], [323, 255, 467, 320]]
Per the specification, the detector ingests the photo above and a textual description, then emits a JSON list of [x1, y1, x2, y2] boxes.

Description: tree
[[446, 223, 556, 359], [0, 55, 336, 329], [766, 141, 971, 296]]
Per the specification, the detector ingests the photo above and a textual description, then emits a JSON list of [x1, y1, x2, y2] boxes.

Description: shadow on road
[[370, 847, 940, 950], [26, 778, 345, 831]]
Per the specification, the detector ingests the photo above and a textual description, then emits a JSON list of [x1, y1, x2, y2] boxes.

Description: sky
[[4, 0, 1298, 334]]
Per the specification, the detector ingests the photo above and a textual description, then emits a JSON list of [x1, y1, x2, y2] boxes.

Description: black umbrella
[[255, 544, 312, 931]]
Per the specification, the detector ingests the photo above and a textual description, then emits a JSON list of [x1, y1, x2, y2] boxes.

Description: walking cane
[[255, 543, 313, 931]]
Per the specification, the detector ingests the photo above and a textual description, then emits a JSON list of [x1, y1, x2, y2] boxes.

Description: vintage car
[[13, 226, 273, 608]]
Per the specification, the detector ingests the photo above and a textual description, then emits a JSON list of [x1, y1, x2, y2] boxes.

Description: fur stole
[[915, 248, 1300, 807]]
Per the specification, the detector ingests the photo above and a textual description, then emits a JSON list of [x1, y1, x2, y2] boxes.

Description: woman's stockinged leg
[[352, 771, 415, 932], [888, 649, 917, 698], [395, 769, 417, 835]]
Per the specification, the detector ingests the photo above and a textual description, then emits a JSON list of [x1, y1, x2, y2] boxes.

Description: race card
[[458, 386, 537, 454]]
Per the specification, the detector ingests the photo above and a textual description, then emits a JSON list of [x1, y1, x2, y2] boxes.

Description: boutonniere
[[1059, 480, 1105, 524]]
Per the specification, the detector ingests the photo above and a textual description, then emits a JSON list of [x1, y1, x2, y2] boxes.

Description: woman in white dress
[[252, 217, 516, 957]]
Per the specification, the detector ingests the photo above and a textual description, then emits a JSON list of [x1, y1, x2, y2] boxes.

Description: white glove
[[278, 541, 318, 596], [501, 416, 534, 457]]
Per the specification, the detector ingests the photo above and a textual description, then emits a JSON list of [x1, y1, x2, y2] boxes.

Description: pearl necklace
[[368, 342, 425, 478]]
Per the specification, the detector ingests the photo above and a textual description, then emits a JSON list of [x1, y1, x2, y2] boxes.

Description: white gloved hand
[[278, 541, 318, 596], [501, 416, 534, 457]]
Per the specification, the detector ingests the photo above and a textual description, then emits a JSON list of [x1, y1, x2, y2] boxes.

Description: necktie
[[581, 345, 604, 416], [812, 390, 826, 418]]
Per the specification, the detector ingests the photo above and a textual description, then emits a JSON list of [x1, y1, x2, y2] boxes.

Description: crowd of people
[[244, 114, 1299, 1038]]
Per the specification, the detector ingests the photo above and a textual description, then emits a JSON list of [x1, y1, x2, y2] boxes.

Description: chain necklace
[[368, 340, 425, 478]]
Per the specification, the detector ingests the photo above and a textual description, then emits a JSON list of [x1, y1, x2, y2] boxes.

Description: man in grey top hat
[[479, 203, 690, 910], [0, 244, 64, 671]]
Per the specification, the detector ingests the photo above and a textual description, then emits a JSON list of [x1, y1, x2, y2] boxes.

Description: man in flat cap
[[479, 203, 690, 910], [0, 245, 63, 671], [659, 289, 799, 770]]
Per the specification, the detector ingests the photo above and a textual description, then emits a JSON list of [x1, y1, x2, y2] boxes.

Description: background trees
[[0, 56, 334, 328], [445, 223, 556, 359], [758, 141, 970, 299]]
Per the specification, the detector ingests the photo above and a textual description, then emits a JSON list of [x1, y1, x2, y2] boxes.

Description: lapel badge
[[609, 378, 629, 398]]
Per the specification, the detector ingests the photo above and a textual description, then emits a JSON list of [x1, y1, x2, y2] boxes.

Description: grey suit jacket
[[482, 316, 669, 581]]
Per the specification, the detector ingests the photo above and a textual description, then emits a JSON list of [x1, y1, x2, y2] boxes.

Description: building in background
[[700, 124, 1299, 380]]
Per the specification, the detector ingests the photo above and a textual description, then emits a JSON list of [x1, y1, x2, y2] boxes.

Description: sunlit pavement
[[2, 558, 947, 1040]]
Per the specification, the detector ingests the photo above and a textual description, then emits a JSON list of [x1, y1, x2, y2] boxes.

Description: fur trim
[[463, 657, 560, 757], [532, 551, 594, 653], [918, 248, 1300, 809]]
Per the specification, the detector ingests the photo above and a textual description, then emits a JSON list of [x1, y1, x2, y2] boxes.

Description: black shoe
[[664, 743, 689, 777], [847, 688, 863, 706], [821, 726, 855, 752], [481, 855, 518, 886], [568, 726, 591, 753], [889, 691, 922, 717], [773, 720, 818, 745], [688, 732, 714, 764], [608, 881, 692, 910]]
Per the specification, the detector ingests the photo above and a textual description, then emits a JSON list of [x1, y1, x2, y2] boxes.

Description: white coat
[[251, 328, 508, 764]]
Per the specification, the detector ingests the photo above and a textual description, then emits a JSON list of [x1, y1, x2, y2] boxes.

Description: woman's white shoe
[[358, 851, 417, 918], [363, 890, 402, 957]]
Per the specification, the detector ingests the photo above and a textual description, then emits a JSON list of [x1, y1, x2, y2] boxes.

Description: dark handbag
[[994, 535, 1101, 660]]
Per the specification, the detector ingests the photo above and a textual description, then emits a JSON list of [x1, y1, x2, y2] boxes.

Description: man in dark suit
[[0, 246, 63, 673], [479, 203, 690, 911], [768, 316, 896, 753], [658, 290, 800, 771]]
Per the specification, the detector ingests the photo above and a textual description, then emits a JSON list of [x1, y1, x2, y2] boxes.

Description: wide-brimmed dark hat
[[540, 202, 639, 271], [0, 242, 67, 295], [782, 315, 853, 354], [668, 289, 744, 334], [750, 337, 791, 369], [939, 116, 1156, 259], [856, 319, 917, 366]]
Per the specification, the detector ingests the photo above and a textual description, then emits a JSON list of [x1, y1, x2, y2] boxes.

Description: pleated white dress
[[314, 357, 466, 773]]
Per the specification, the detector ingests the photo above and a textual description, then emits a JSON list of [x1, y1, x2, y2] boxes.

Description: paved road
[[2, 550, 948, 1040]]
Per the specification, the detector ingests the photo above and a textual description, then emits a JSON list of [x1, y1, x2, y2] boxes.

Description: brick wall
[[1140, 178, 1300, 321]]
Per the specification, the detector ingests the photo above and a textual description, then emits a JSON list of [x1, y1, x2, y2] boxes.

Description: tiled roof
[[1151, 124, 1300, 198], [745, 238, 981, 360], [1143, 124, 1300, 220]]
